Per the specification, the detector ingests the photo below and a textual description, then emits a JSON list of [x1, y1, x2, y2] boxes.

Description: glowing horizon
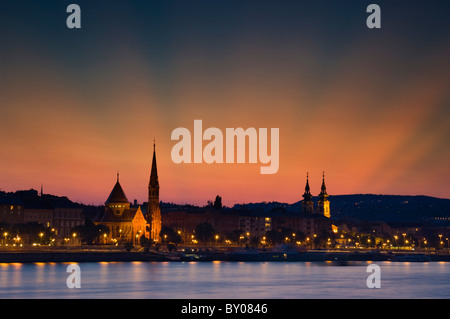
[[1, 1, 449, 206]]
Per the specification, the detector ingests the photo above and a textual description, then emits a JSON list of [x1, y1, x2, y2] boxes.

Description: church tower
[[318, 172, 331, 218], [147, 142, 162, 242], [302, 173, 314, 214]]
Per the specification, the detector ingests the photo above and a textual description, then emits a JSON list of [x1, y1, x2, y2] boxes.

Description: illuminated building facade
[[95, 143, 162, 245], [95, 173, 147, 244], [302, 172, 331, 218]]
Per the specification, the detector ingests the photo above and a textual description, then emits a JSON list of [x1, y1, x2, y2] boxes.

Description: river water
[[0, 261, 448, 299]]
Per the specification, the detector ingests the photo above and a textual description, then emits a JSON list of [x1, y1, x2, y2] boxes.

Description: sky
[[1, 0, 449, 206]]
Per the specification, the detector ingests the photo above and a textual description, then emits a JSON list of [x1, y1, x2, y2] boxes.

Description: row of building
[[0, 189, 84, 243], [88, 149, 333, 244], [161, 205, 331, 243], [1, 143, 334, 246]]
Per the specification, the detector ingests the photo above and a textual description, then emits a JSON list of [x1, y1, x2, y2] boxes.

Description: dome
[[105, 180, 129, 205]]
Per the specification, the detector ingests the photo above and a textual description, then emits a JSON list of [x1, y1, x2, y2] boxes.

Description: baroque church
[[95, 143, 162, 244], [302, 172, 331, 218]]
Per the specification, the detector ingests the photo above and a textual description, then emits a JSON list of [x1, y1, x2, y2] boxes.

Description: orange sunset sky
[[1, 1, 449, 206]]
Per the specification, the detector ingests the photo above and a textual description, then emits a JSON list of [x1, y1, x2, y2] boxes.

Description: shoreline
[[0, 251, 166, 263], [0, 250, 449, 263]]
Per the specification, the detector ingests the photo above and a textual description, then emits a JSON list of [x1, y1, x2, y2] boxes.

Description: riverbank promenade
[[0, 246, 449, 263]]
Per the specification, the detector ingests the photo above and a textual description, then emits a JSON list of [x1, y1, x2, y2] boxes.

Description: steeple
[[319, 171, 328, 201], [147, 141, 161, 242], [318, 171, 330, 218], [149, 140, 158, 189], [302, 172, 314, 214], [302, 172, 312, 201]]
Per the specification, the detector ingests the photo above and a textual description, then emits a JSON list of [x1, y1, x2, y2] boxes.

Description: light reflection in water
[[0, 261, 447, 299]]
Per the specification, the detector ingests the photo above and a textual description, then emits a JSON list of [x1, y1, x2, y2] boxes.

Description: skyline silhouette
[[1, 1, 450, 206]]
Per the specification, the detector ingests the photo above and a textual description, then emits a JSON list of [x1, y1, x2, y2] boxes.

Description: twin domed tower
[[302, 172, 330, 218]]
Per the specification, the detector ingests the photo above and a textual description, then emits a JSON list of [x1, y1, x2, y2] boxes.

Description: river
[[0, 261, 448, 298]]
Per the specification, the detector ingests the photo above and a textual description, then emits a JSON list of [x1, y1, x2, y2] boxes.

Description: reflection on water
[[0, 261, 448, 299]]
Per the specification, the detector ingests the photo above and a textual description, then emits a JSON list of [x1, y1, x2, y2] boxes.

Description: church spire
[[148, 140, 161, 242], [319, 171, 328, 198], [318, 171, 330, 218], [149, 141, 158, 188], [302, 172, 312, 200], [302, 172, 314, 214]]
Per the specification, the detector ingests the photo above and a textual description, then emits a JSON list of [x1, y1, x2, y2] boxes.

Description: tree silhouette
[[213, 195, 222, 210], [266, 227, 296, 246], [159, 226, 181, 244], [70, 220, 109, 244], [12, 222, 48, 244], [226, 229, 244, 246], [195, 222, 215, 245]]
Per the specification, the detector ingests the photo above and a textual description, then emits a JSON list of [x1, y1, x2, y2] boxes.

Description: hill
[[2, 190, 449, 225], [233, 194, 450, 224]]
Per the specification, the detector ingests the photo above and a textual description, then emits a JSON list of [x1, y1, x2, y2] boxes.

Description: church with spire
[[301, 172, 331, 218], [94, 142, 162, 244]]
